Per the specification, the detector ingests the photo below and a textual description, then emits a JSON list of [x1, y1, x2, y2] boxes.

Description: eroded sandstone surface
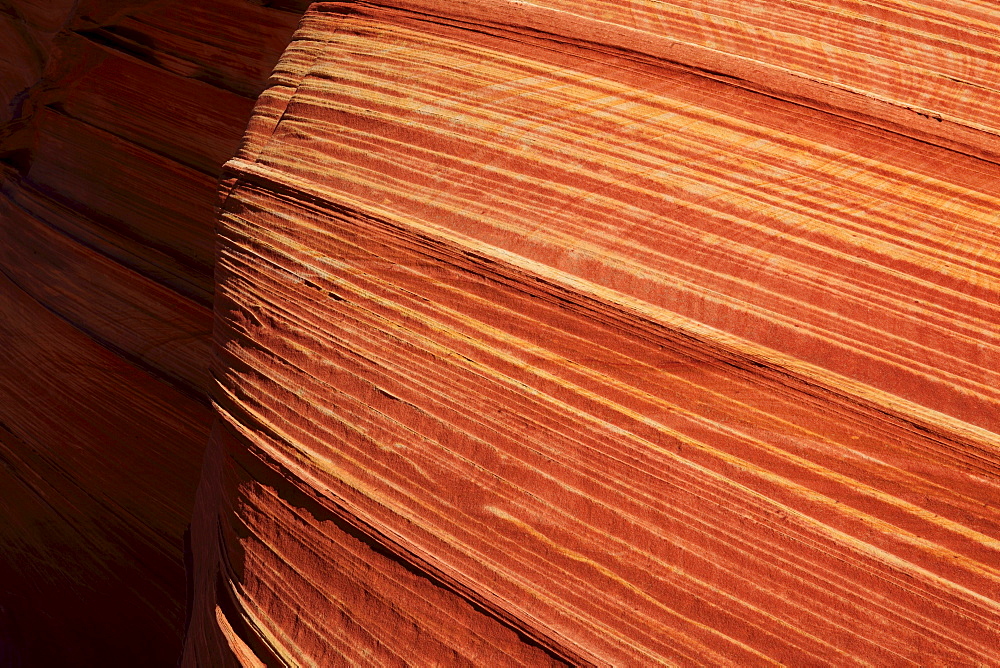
[[0, 0, 300, 662], [1, 0, 999, 665]]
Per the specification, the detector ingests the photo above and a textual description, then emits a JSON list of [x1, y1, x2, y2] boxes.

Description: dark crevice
[[74, 27, 263, 99], [0, 255, 210, 406]]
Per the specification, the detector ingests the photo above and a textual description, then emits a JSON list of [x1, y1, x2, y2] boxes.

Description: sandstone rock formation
[[0, 0, 300, 662], [2, 0, 999, 665]]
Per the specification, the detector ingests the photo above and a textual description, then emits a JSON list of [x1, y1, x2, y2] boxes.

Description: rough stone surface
[[0, 0, 299, 663], [2, 0, 999, 665]]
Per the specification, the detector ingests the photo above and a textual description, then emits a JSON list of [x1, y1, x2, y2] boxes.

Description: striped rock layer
[[0, 0, 998, 665], [187, 1, 1000, 665], [0, 0, 301, 663]]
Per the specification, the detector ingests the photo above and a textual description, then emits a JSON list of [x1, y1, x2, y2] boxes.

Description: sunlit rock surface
[[3, 0, 1000, 665]]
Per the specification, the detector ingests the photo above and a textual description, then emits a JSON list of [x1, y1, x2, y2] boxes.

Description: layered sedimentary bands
[[0, 0, 301, 662], [1, 0, 999, 665]]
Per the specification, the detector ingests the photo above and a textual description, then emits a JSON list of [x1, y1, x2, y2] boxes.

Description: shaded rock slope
[[2, 0, 999, 665], [0, 0, 301, 663]]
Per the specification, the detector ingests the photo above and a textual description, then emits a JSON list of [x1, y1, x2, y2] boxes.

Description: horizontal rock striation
[[187, 0, 1000, 665], [0, 0, 299, 663], [1, 0, 998, 664]]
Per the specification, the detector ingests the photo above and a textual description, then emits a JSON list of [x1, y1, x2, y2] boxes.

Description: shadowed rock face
[[0, 0, 301, 663], [2, 0, 1000, 665]]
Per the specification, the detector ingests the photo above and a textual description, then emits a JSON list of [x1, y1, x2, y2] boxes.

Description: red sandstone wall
[[0, 0, 300, 663], [1, 0, 999, 664], [186, 1, 1000, 664]]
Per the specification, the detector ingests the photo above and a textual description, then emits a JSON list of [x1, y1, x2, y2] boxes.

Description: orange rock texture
[[3, 0, 1000, 665]]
